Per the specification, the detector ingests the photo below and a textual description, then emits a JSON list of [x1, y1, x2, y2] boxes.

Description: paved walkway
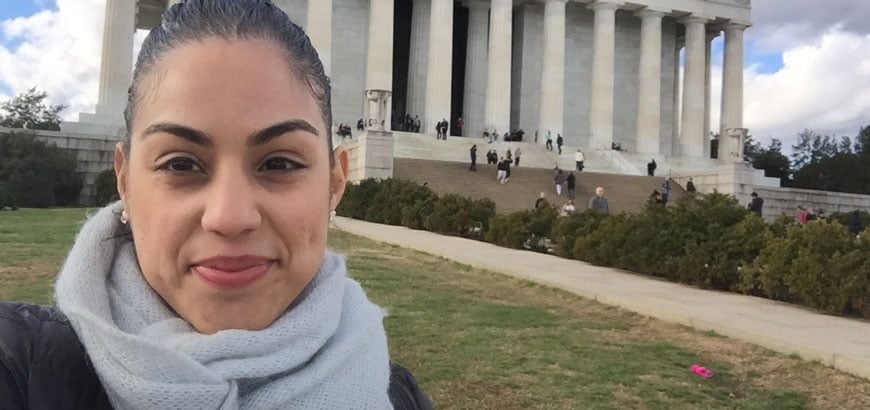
[[334, 217, 870, 380]]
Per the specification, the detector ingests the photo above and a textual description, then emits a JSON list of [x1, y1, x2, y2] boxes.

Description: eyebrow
[[141, 120, 320, 147]]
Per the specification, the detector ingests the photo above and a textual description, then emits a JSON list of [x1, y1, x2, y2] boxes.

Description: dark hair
[[124, 0, 333, 164]]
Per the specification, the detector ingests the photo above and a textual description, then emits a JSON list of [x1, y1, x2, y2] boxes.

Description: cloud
[[741, 28, 870, 146], [749, 0, 870, 53], [0, 0, 105, 120]]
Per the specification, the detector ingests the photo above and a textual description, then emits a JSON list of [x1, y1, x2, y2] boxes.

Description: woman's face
[[115, 39, 345, 334]]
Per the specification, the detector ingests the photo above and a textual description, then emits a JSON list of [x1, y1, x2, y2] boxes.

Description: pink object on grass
[[690, 364, 713, 378]]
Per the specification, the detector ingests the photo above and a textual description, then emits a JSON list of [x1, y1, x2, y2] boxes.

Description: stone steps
[[393, 158, 688, 214]]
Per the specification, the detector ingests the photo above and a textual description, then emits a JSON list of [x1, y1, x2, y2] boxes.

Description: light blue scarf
[[55, 203, 391, 409]]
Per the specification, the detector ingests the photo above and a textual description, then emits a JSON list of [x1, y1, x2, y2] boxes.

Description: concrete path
[[334, 217, 870, 380]]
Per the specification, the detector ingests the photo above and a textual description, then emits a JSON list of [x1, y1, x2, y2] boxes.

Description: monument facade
[[78, 0, 751, 161]]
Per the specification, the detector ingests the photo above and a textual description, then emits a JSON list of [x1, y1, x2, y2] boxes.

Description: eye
[[159, 157, 202, 173], [259, 157, 304, 172]]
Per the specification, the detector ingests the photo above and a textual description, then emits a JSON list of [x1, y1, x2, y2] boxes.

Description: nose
[[201, 167, 262, 238]]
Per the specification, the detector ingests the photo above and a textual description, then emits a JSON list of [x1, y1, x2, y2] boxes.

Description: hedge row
[[337, 178, 869, 319]]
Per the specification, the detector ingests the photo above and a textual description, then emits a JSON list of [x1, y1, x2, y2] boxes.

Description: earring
[[329, 210, 337, 221], [120, 209, 130, 225]]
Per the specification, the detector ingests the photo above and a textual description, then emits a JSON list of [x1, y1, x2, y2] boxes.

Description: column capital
[[725, 21, 752, 31], [706, 30, 721, 40], [678, 15, 709, 25], [588, 1, 623, 12], [634, 8, 668, 19]]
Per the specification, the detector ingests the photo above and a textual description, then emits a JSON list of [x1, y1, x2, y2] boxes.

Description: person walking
[[496, 158, 508, 184], [566, 172, 576, 199], [514, 147, 522, 167], [661, 180, 671, 205], [469, 145, 477, 171], [503, 157, 512, 183], [574, 149, 585, 172], [556, 134, 563, 154], [686, 177, 697, 195], [545, 131, 553, 151], [554, 169, 565, 196], [748, 192, 764, 216], [588, 187, 609, 214], [647, 159, 657, 176]]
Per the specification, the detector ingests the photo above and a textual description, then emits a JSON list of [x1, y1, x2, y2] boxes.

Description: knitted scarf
[[55, 203, 391, 409]]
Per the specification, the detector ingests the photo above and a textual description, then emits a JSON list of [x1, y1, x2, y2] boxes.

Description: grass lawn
[[2, 208, 869, 409]]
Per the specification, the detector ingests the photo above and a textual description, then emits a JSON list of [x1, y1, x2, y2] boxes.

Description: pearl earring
[[329, 210, 337, 221], [120, 209, 130, 225]]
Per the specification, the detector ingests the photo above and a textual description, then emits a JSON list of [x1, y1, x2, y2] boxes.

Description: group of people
[[336, 123, 354, 139], [394, 113, 422, 132], [435, 119, 450, 139], [543, 132, 564, 154], [535, 186, 609, 216]]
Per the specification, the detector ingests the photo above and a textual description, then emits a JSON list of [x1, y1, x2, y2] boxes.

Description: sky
[[1, 0, 869, 150]]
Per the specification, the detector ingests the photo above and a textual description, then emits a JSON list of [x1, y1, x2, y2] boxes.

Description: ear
[[329, 148, 349, 211], [114, 142, 128, 204]]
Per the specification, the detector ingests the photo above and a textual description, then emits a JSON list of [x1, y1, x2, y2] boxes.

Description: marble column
[[95, 0, 135, 123], [672, 36, 683, 155], [307, 0, 333, 76], [704, 29, 720, 158], [588, 1, 621, 149], [424, 0, 454, 134], [484, 0, 513, 134], [463, 0, 488, 139], [720, 22, 749, 158], [538, 0, 568, 143], [365, 0, 394, 129], [407, 0, 431, 118], [635, 9, 666, 155], [679, 16, 707, 158]]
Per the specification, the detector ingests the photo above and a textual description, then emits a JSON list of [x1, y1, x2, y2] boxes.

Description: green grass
[[3, 209, 868, 408]]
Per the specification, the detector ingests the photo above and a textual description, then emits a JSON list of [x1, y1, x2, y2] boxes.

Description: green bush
[[424, 194, 495, 237], [366, 179, 437, 225], [486, 206, 557, 251], [0, 132, 82, 207], [94, 169, 118, 206], [401, 196, 438, 230], [829, 210, 869, 233], [743, 221, 869, 317], [550, 210, 607, 257], [336, 178, 383, 220]]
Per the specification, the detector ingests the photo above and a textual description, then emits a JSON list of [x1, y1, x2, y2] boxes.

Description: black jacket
[[0, 302, 432, 410]]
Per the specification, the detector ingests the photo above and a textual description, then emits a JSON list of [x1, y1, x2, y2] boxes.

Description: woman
[[0, 1, 431, 409]]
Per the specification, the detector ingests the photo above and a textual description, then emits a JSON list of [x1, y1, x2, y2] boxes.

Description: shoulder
[[389, 363, 433, 410], [0, 302, 110, 409]]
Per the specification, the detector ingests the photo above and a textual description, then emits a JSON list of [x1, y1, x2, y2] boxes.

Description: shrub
[[572, 213, 642, 268], [336, 178, 383, 220], [424, 194, 495, 237], [744, 221, 869, 317], [401, 196, 438, 230], [366, 179, 436, 225], [549, 210, 607, 257], [0, 132, 82, 207], [94, 169, 118, 206], [486, 205, 557, 251], [829, 210, 869, 234]]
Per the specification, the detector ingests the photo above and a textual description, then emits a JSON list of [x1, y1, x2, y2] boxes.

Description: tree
[[837, 136, 853, 154], [791, 129, 839, 170], [749, 138, 792, 186], [855, 125, 870, 156], [0, 132, 82, 207], [0, 88, 66, 131], [792, 153, 870, 194]]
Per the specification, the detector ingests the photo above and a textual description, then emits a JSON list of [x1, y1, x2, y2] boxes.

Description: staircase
[[393, 158, 688, 214]]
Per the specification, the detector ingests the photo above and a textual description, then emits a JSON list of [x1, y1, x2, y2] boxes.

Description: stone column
[[720, 22, 749, 160], [407, 0, 431, 118], [704, 29, 720, 158], [424, 0, 454, 134], [463, 0, 489, 139], [94, 0, 136, 123], [588, 1, 621, 149], [679, 16, 707, 158], [635, 9, 665, 155], [307, 0, 333, 76], [538, 0, 568, 143], [365, 0, 394, 129], [484, 0, 513, 134], [672, 36, 683, 155]]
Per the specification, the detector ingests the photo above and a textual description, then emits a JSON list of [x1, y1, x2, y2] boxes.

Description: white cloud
[[743, 29, 870, 145], [0, 0, 105, 120]]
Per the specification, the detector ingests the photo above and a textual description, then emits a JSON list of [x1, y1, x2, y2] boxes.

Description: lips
[[192, 255, 274, 289]]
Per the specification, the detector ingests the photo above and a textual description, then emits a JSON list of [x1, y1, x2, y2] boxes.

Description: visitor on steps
[[589, 187, 610, 214], [506, 148, 512, 163], [535, 192, 548, 209], [497, 158, 508, 184], [469, 145, 477, 171], [566, 172, 576, 199], [556, 134, 563, 154], [514, 147, 522, 166], [503, 157, 512, 182], [456, 117, 464, 136], [575, 149, 585, 172], [748, 192, 764, 217], [546, 131, 553, 151], [661, 180, 671, 205], [560, 200, 576, 217], [647, 159, 657, 176], [686, 177, 697, 195], [554, 169, 565, 196]]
